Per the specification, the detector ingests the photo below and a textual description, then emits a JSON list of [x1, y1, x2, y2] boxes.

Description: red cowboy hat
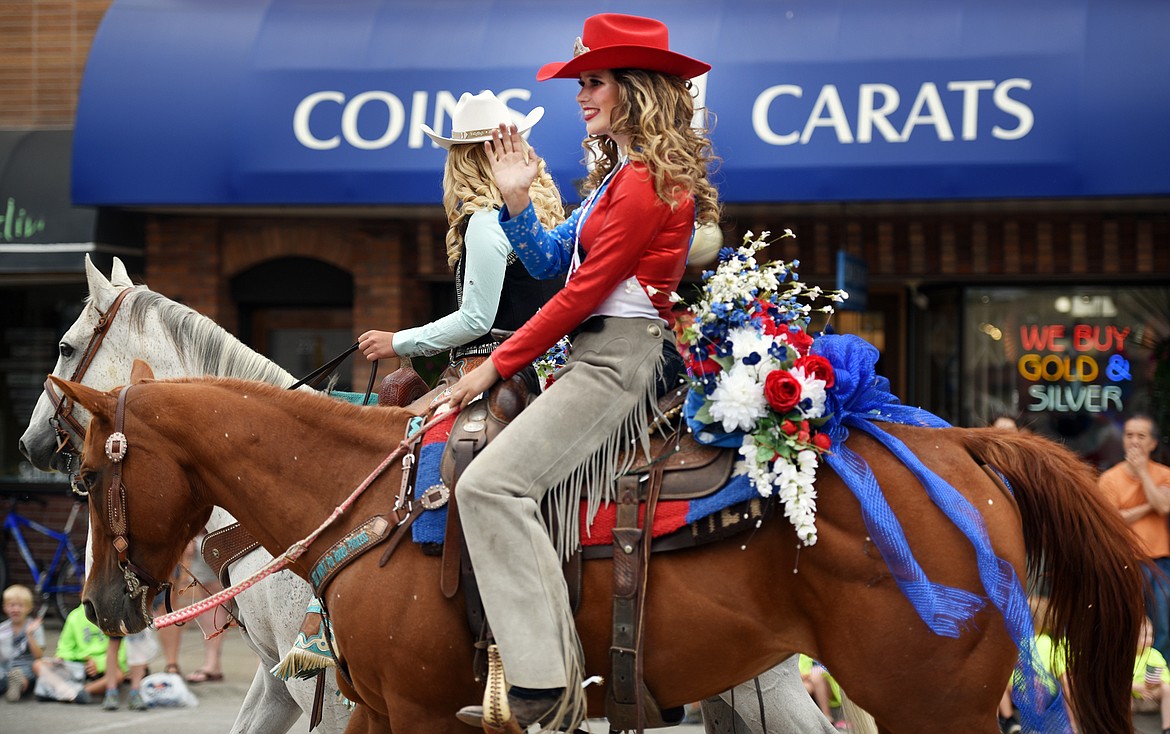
[[537, 13, 710, 82]]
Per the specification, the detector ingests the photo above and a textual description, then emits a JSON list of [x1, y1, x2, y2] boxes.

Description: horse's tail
[[960, 428, 1145, 734]]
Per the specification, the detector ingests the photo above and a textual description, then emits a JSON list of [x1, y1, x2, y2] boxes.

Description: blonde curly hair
[[580, 69, 721, 227], [441, 143, 565, 270]]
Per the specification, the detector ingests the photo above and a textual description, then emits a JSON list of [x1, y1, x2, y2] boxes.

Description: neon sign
[[1018, 324, 1133, 413]]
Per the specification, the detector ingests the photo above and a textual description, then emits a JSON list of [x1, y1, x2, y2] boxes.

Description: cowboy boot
[[456, 690, 564, 730]]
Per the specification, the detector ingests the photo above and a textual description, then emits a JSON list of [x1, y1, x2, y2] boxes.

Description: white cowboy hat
[[421, 90, 544, 149]]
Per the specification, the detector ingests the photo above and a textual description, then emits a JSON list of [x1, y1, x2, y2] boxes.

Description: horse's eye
[[59, 342, 74, 358]]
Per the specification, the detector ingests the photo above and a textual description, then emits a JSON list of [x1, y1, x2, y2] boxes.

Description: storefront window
[[911, 286, 962, 426], [0, 282, 83, 486], [965, 285, 1170, 470]]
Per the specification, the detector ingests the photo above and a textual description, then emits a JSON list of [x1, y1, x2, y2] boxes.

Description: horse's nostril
[[83, 599, 98, 625]]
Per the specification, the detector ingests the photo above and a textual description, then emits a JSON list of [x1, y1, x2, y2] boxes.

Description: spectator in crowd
[[101, 633, 153, 711], [1131, 616, 1170, 734], [992, 414, 1019, 430], [997, 687, 1021, 734], [180, 535, 226, 685], [799, 654, 850, 729], [1099, 414, 1170, 660], [156, 572, 184, 678], [1, 584, 44, 702], [36, 602, 125, 702]]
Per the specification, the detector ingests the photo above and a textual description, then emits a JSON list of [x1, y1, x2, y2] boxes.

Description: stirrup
[[481, 644, 524, 734]]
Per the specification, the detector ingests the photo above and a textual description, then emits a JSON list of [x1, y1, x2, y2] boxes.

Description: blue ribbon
[[683, 389, 746, 448], [813, 334, 1070, 733]]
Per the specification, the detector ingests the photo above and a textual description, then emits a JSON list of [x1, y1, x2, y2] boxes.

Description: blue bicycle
[[0, 492, 86, 620]]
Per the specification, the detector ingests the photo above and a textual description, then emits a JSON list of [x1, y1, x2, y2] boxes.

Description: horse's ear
[[109, 257, 134, 289], [129, 360, 155, 384], [48, 375, 116, 419], [84, 254, 117, 310]]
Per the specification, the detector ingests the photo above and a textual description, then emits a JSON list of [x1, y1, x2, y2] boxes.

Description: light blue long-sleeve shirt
[[392, 209, 511, 357]]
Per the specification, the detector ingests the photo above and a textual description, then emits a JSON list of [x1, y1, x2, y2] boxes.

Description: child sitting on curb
[[1, 584, 45, 702], [1132, 617, 1170, 734], [33, 603, 125, 703]]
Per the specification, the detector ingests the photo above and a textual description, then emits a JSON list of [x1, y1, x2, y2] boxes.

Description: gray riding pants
[[457, 316, 666, 689]]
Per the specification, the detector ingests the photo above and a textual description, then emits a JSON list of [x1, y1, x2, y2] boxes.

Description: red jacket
[[492, 161, 694, 379]]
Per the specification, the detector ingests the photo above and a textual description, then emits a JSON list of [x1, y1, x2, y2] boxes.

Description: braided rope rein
[[152, 406, 458, 629]]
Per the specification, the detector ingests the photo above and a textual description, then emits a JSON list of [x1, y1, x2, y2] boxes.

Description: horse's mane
[[164, 375, 376, 422], [107, 288, 298, 388]]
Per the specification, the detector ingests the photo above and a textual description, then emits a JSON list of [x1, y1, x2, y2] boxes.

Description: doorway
[[231, 257, 355, 390]]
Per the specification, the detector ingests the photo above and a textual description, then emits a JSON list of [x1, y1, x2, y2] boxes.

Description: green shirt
[[1133, 646, 1170, 696], [55, 606, 126, 674]]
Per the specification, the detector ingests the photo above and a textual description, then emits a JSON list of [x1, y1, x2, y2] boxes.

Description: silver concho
[[419, 484, 450, 510], [105, 432, 128, 463]]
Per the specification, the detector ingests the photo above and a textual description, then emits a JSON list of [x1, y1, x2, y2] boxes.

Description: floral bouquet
[[533, 335, 572, 390], [679, 230, 847, 545]]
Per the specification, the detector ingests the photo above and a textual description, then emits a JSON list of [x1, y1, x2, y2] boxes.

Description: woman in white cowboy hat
[[357, 90, 564, 373], [273, 90, 564, 686], [444, 13, 721, 730]]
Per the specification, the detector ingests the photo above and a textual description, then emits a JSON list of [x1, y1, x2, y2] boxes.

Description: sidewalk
[[1, 617, 275, 734], [3, 616, 1165, 732], [3, 619, 698, 733]]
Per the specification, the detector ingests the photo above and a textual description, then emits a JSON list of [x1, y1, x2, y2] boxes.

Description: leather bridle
[[98, 382, 173, 626], [42, 286, 175, 621], [43, 286, 138, 493]]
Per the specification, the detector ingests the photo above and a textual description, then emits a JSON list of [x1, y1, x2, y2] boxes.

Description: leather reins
[[40, 286, 176, 618], [288, 340, 379, 406], [44, 286, 139, 492], [102, 383, 174, 626]]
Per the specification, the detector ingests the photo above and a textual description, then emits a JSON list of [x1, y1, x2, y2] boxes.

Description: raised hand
[[1126, 444, 1151, 476], [485, 123, 539, 216]]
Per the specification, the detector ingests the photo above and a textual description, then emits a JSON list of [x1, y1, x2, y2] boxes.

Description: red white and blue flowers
[[680, 230, 846, 545], [533, 335, 572, 390]]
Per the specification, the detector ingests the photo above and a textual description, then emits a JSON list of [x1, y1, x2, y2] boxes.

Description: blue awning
[[73, 0, 1170, 206]]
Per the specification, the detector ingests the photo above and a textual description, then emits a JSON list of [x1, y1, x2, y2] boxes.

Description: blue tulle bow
[[813, 333, 1070, 734]]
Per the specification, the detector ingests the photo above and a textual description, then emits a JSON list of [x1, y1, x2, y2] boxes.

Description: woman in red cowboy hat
[[443, 13, 721, 730]]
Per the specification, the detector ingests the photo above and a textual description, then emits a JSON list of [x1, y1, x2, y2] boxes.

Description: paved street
[[1, 618, 1163, 733], [0, 617, 707, 733]]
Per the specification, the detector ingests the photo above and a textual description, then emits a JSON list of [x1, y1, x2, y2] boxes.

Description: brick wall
[[0, 0, 111, 128], [145, 214, 443, 388], [731, 204, 1170, 286]]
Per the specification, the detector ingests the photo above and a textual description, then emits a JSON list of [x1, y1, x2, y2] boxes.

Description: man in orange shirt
[[1100, 415, 1170, 659]]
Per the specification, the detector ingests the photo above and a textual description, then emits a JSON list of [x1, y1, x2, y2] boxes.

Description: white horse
[[20, 256, 349, 734], [19, 256, 843, 734]]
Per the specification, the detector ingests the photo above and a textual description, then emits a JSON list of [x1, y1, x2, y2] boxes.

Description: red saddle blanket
[[410, 412, 754, 546]]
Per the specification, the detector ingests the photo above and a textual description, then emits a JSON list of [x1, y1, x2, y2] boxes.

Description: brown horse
[[55, 372, 1143, 734]]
